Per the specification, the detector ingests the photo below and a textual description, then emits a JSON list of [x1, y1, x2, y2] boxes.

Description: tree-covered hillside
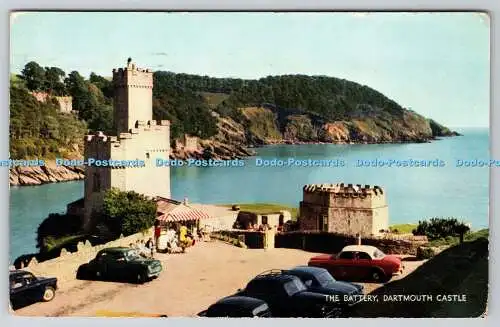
[[11, 61, 457, 160], [152, 71, 457, 144], [150, 72, 406, 122], [11, 62, 219, 159], [9, 84, 87, 159]]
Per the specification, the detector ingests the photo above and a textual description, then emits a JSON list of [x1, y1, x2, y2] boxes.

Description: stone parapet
[[303, 183, 384, 196], [21, 229, 154, 284]]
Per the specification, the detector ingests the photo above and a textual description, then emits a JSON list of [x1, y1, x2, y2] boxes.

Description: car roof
[[252, 273, 298, 283], [98, 247, 131, 253], [287, 265, 328, 275], [216, 296, 266, 308], [9, 270, 32, 276], [341, 245, 379, 253]]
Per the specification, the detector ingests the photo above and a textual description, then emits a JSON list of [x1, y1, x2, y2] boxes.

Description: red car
[[308, 245, 404, 283]]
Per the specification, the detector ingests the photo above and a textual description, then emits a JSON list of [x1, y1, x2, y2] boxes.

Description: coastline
[[9, 161, 84, 187], [8, 134, 460, 187]]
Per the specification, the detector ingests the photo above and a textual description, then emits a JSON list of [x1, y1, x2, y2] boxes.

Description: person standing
[[145, 238, 154, 257], [154, 220, 161, 250]]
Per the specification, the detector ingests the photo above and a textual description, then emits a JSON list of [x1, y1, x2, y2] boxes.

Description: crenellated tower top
[[112, 59, 154, 135], [303, 183, 384, 197], [112, 58, 153, 89]]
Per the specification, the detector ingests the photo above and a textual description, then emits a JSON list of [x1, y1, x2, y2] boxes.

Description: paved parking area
[[13, 241, 424, 317]]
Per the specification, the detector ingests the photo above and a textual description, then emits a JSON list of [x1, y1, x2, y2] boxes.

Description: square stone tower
[[113, 59, 153, 134], [83, 59, 171, 231], [298, 183, 389, 236]]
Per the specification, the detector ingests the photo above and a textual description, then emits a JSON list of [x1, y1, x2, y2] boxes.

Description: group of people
[[152, 220, 210, 254], [127, 223, 211, 257], [128, 238, 155, 258]]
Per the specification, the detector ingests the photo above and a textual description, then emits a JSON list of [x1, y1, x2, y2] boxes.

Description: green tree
[[36, 213, 82, 253], [9, 84, 87, 159], [88, 104, 113, 133], [65, 71, 90, 112], [89, 72, 113, 100], [21, 61, 46, 91], [10, 74, 26, 89], [412, 217, 471, 241], [102, 188, 157, 236], [44, 67, 67, 95]]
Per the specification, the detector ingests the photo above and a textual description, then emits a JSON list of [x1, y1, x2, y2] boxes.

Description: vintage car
[[308, 245, 403, 283], [283, 266, 364, 309], [198, 296, 272, 317], [10, 270, 58, 309], [235, 271, 342, 317], [76, 247, 162, 283]]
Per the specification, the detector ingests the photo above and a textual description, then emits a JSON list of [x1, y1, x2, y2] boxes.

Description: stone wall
[[29, 92, 73, 113], [177, 134, 199, 151], [299, 183, 389, 236], [275, 231, 428, 255], [83, 60, 170, 231], [83, 120, 170, 230], [211, 230, 277, 249], [20, 229, 154, 284], [199, 215, 236, 231], [55, 96, 73, 113], [30, 91, 49, 102], [211, 230, 266, 249]]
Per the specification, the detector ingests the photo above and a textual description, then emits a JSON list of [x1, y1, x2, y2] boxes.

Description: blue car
[[282, 266, 364, 309]]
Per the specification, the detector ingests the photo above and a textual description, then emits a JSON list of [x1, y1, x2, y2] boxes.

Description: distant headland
[[9, 62, 459, 186]]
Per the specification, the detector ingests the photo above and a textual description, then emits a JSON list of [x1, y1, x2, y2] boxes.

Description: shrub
[[416, 246, 436, 259], [412, 217, 470, 240], [102, 188, 157, 236], [36, 213, 82, 253]]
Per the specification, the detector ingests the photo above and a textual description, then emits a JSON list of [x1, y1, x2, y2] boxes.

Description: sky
[[10, 12, 490, 128]]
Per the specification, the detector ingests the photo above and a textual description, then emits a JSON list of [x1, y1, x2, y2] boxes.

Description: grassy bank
[[220, 203, 298, 219], [389, 223, 417, 234], [44, 234, 87, 252], [427, 228, 489, 247]]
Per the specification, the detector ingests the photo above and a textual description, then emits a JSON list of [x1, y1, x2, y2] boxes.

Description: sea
[[9, 128, 489, 262]]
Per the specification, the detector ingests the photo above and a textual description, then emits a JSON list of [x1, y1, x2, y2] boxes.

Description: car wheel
[[42, 286, 56, 302], [135, 270, 148, 284], [371, 270, 386, 283]]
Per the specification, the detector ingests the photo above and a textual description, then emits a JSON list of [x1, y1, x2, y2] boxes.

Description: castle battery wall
[[83, 120, 170, 231], [299, 183, 389, 236], [83, 132, 113, 230]]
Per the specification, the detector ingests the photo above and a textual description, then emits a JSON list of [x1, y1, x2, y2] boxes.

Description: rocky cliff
[[10, 161, 85, 187], [170, 112, 256, 161], [10, 108, 459, 186], [241, 106, 459, 145], [10, 114, 256, 186]]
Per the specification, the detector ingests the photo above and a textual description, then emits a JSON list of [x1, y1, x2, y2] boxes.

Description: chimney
[[183, 197, 189, 205]]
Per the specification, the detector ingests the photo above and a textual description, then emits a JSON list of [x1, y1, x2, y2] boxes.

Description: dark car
[[235, 270, 342, 318], [10, 270, 58, 310], [283, 266, 364, 309], [76, 247, 162, 283], [198, 296, 272, 317]]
